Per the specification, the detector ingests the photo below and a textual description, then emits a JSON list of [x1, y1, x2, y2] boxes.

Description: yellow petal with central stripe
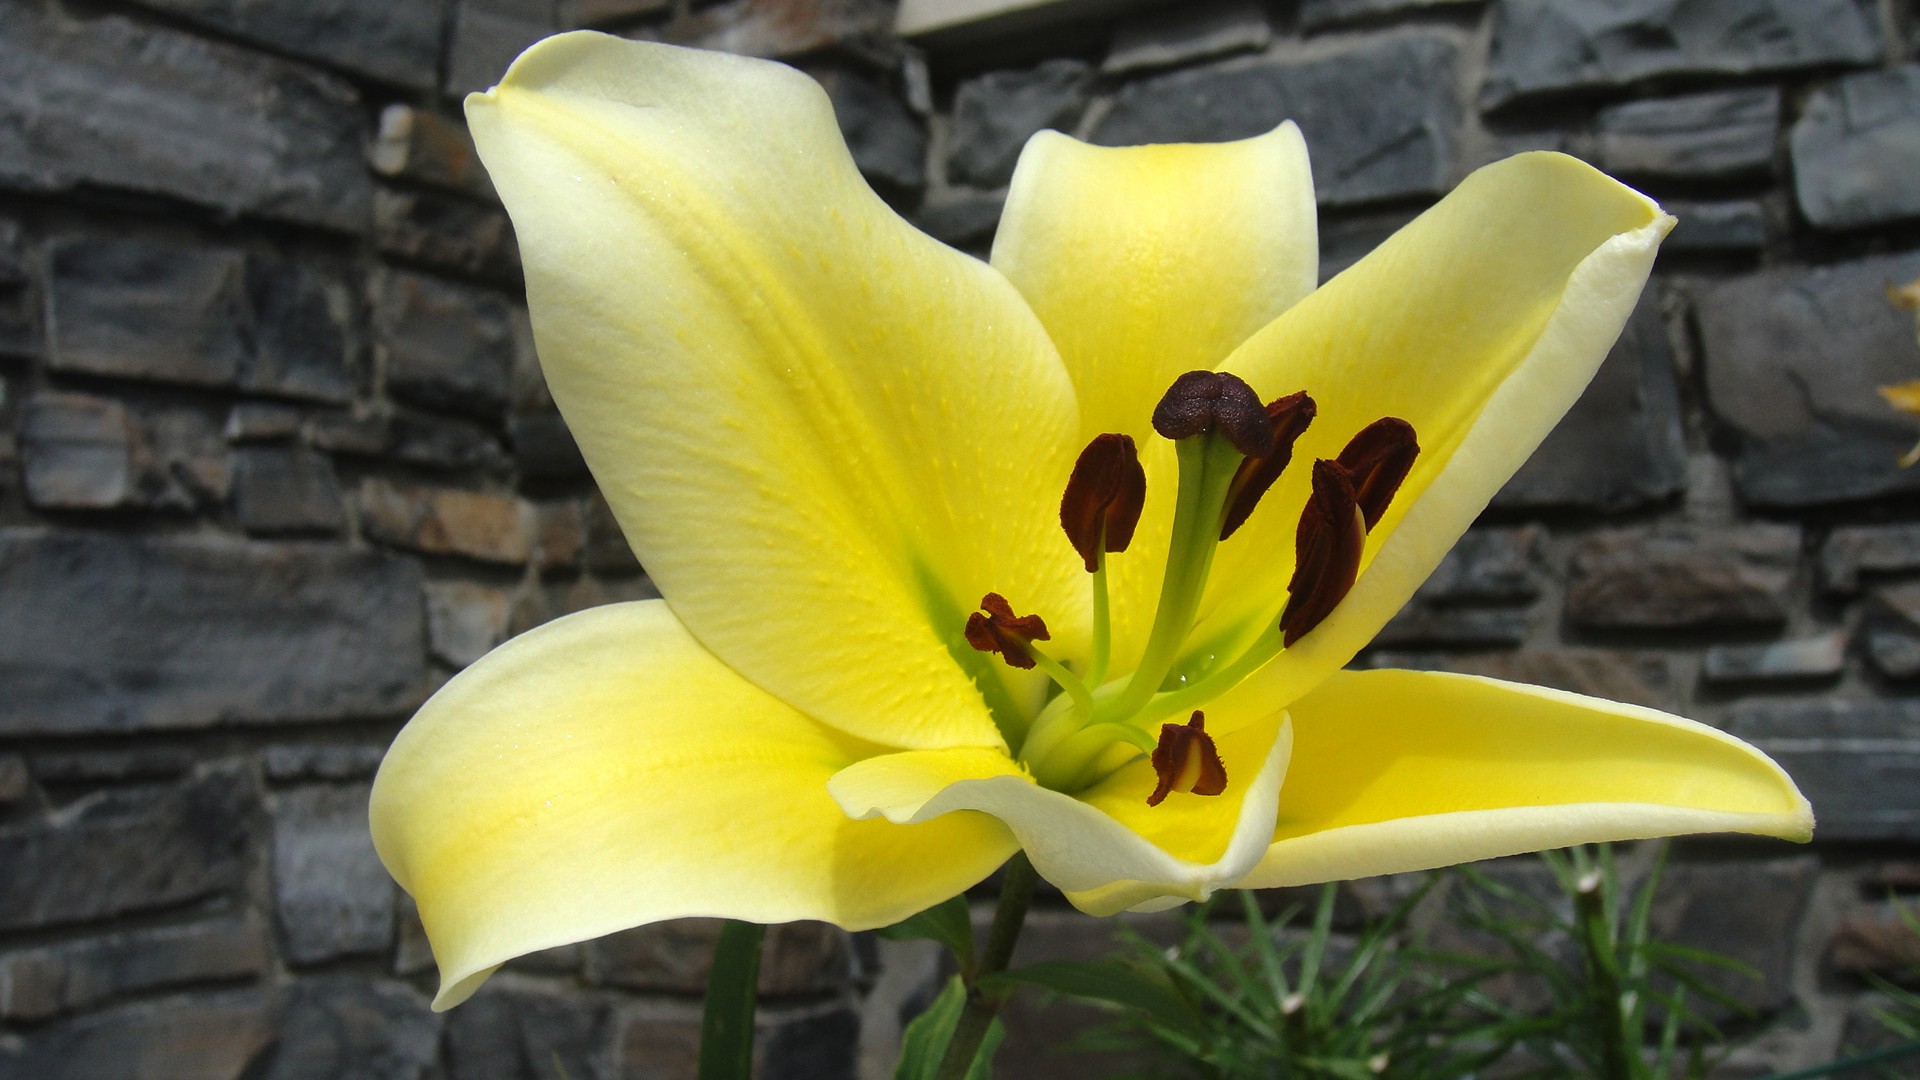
[[1195, 153, 1672, 714], [370, 601, 1016, 1010], [1237, 669, 1812, 888], [468, 33, 1084, 750], [991, 126, 1317, 675]]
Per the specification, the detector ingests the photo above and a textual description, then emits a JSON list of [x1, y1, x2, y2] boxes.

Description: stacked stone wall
[[1, 0, 1917, 1076]]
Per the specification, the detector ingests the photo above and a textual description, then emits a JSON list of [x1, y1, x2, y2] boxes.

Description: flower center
[[966, 370, 1418, 802]]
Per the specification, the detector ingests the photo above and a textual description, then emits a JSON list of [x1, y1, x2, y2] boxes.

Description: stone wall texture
[[1, 0, 1918, 1076]]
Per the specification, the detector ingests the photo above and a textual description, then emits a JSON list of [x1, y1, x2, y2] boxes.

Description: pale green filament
[[1021, 639, 1095, 725], [1088, 542, 1112, 687]]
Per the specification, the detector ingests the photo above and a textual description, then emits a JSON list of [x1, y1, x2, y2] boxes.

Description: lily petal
[[992, 126, 1318, 672], [1204, 152, 1672, 707], [830, 713, 1291, 916], [370, 601, 1017, 1010], [467, 33, 1084, 750], [1237, 669, 1812, 889]]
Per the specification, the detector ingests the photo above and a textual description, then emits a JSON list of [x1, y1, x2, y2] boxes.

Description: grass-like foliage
[[1029, 844, 1779, 1080]]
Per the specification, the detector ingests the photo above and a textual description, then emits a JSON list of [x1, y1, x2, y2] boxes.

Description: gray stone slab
[[949, 60, 1093, 189], [447, 986, 616, 1080], [20, 392, 137, 510], [1663, 199, 1767, 253], [1596, 88, 1779, 180], [1650, 858, 1815, 1018], [374, 188, 521, 282], [262, 744, 387, 783], [509, 411, 588, 480], [0, 530, 426, 734], [445, 3, 555, 97], [1481, 0, 1880, 111], [0, 755, 26, 808], [46, 236, 354, 402], [390, 411, 513, 473], [1727, 698, 1920, 840], [1702, 631, 1846, 685], [0, 5, 371, 232], [232, 446, 346, 536], [243, 255, 360, 404], [1820, 524, 1920, 593], [369, 105, 498, 201], [815, 67, 926, 194], [1696, 252, 1920, 507], [586, 920, 850, 995], [376, 270, 517, 419], [1495, 289, 1688, 512], [1104, 0, 1270, 76], [425, 581, 512, 668], [0, 990, 273, 1080], [0, 768, 252, 932], [46, 236, 248, 388], [1094, 33, 1461, 207], [261, 977, 441, 1080], [1373, 605, 1532, 648], [225, 404, 305, 443], [1866, 582, 1920, 679], [0, 219, 25, 288], [271, 785, 394, 965], [1565, 524, 1799, 630], [1791, 65, 1920, 231], [1299, 0, 1477, 28], [1413, 526, 1542, 605], [662, 0, 892, 61], [912, 190, 1005, 248], [0, 917, 269, 1021], [123, 0, 446, 90], [360, 479, 534, 564]]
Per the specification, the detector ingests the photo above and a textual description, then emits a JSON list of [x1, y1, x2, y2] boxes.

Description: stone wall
[[1, 0, 1917, 1077]]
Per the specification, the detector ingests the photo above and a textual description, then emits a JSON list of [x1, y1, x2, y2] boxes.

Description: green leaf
[[698, 920, 765, 1080], [979, 958, 1201, 1037], [894, 975, 1002, 1080], [878, 896, 975, 973]]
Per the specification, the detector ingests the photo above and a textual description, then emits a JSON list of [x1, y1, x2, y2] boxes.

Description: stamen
[[1151, 371, 1275, 457], [1335, 417, 1419, 530], [1220, 392, 1317, 540], [1278, 460, 1366, 646], [1060, 434, 1147, 573], [964, 592, 1050, 670], [1147, 712, 1227, 806]]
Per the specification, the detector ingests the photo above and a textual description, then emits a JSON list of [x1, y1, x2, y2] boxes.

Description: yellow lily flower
[[370, 31, 1813, 1011]]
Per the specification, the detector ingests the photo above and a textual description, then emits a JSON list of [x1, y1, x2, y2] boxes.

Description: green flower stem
[[1573, 870, 1634, 1080], [698, 919, 766, 1080], [933, 852, 1038, 1080]]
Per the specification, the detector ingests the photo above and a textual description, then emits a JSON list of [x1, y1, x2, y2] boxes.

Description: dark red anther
[[1147, 712, 1228, 807], [1335, 417, 1419, 530], [1278, 460, 1366, 647], [1060, 434, 1148, 573], [1151, 371, 1276, 458], [964, 593, 1051, 670], [1219, 392, 1317, 540]]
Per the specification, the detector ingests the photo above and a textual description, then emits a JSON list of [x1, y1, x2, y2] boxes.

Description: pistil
[[1102, 372, 1271, 723]]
